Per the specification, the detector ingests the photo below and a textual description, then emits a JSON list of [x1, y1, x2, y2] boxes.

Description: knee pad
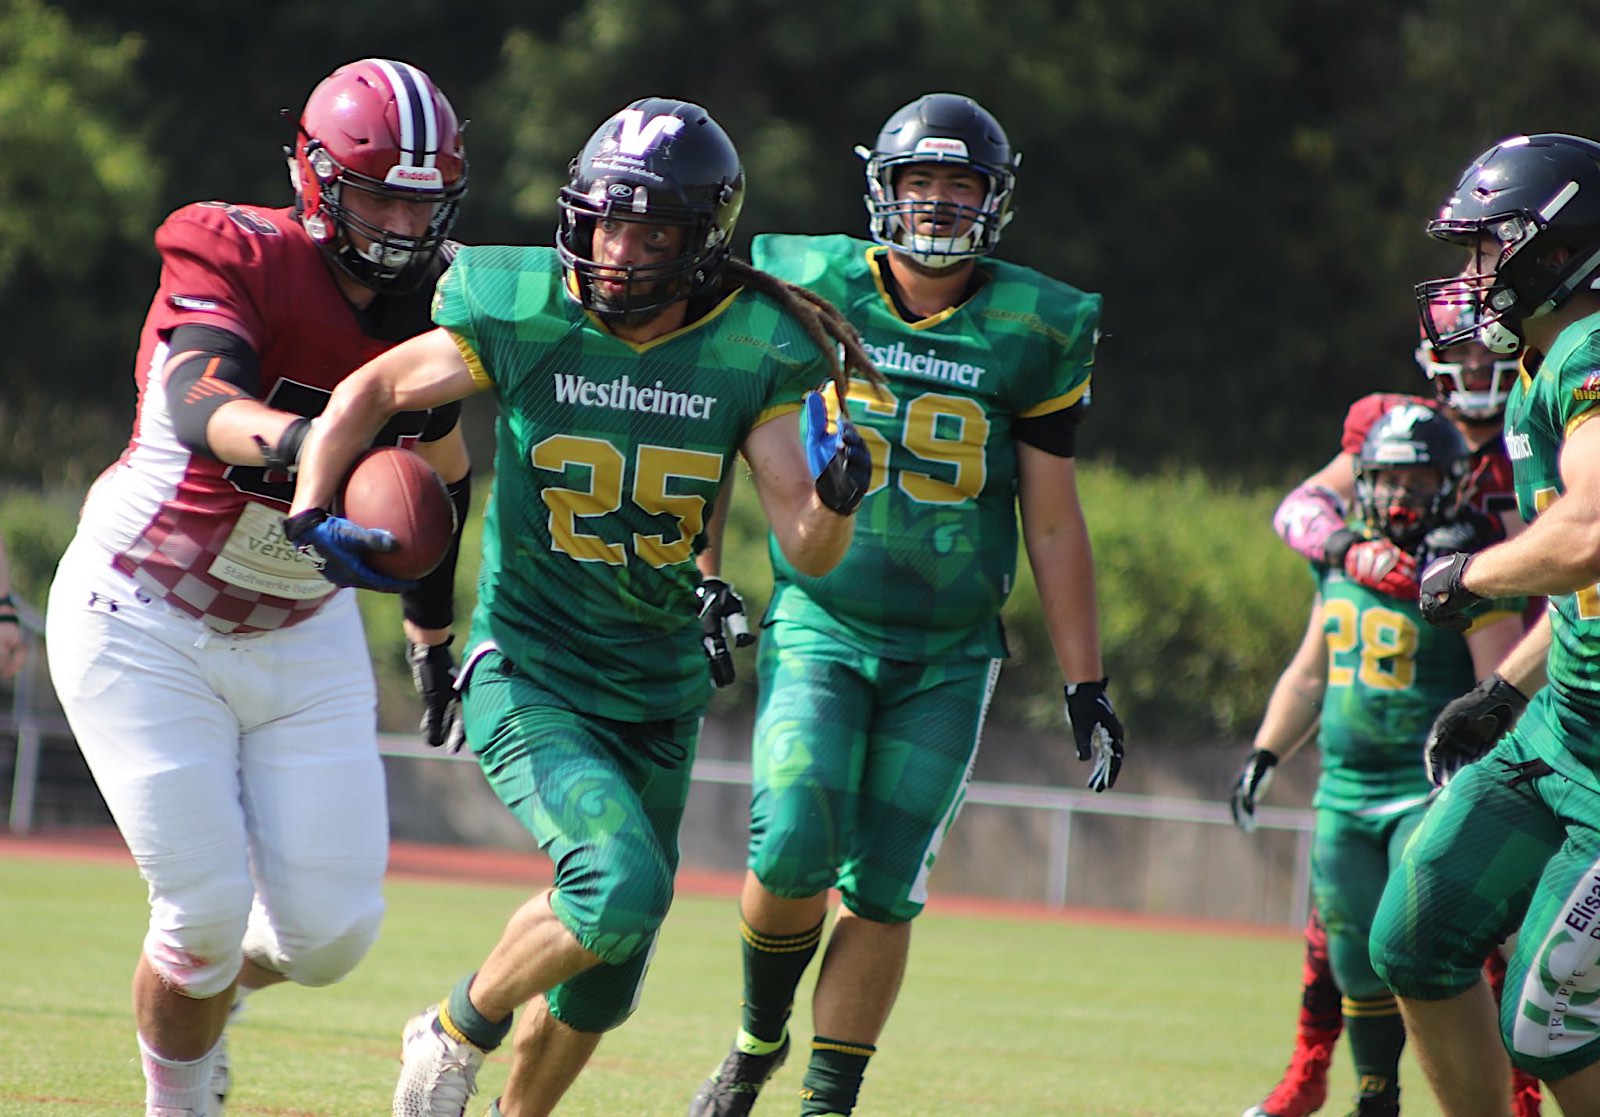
[[144, 910, 249, 1000], [241, 895, 383, 987]]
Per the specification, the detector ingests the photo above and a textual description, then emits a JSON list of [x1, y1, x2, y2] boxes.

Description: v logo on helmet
[[1387, 404, 1434, 434], [612, 110, 685, 156]]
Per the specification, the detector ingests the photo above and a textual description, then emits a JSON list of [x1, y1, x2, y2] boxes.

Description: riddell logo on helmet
[[385, 166, 444, 188], [915, 137, 969, 158]]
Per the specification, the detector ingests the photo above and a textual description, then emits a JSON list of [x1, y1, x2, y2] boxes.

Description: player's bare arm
[[1257, 599, 1331, 761], [1018, 444, 1103, 683], [1464, 612, 1526, 679], [1229, 599, 1327, 832], [1300, 451, 1360, 511], [740, 410, 855, 578], [695, 480, 735, 581], [1457, 418, 1600, 598], [290, 326, 480, 516], [1486, 609, 1552, 697]]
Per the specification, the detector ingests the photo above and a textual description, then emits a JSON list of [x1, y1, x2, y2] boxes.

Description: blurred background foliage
[[1, 0, 1562, 736]]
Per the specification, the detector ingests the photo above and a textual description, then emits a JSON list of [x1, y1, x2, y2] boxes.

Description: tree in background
[[0, 0, 161, 486]]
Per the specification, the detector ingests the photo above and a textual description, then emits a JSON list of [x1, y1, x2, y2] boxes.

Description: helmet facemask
[[557, 194, 726, 324], [859, 146, 1015, 268], [1356, 467, 1451, 547], [294, 142, 465, 294], [1417, 134, 1600, 354], [556, 99, 744, 323], [858, 93, 1019, 269], [1354, 403, 1470, 547], [1413, 288, 1520, 421]]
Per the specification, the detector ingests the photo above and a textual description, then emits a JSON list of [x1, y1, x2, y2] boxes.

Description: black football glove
[[801, 391, 872, 515], [282, 508, 416, 592], [1424, 673, 1529, 788], [1063, 678, 1125, 792], [1229, 749, 1279, 834], [408, 639, 465, 752], [1418, 507, 1504, 572], [1418, 552, 1480, 631], [696, 577, 755, 688]]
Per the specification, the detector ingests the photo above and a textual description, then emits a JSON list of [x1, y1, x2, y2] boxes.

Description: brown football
[[337, 447, 455, 582]]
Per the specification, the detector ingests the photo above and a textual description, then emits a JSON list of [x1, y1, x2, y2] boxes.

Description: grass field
[[0, 847, 1480, 1116]]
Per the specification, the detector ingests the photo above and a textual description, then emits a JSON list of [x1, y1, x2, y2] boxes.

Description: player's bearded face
[[584, 216, 691, 319]]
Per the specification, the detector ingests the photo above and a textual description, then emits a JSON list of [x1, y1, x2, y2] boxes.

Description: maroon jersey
[[79, 202, 453, 633]]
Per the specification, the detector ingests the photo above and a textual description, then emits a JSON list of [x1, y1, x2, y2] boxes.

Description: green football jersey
[[1314, 567, 1473, 811], [434, 245, 822, 721], [752, 233, 1100, 661], [1502, 312, 1600, 783]]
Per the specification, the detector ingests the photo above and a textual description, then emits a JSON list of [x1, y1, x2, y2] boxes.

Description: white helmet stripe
[[369, 58, 438, 167]]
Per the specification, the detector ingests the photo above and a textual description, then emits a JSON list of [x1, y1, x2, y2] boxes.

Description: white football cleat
[[393, 1005, 486, 1117]]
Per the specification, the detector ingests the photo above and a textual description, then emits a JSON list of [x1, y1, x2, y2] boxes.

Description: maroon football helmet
[[290, 58, 467, 293]]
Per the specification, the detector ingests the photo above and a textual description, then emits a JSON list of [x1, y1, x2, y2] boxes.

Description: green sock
[[800, 1035, 875, 1116], [740, 916, 824, 1044], [442, 972, 513, 1052], [1344, 995, 1405, 1103]]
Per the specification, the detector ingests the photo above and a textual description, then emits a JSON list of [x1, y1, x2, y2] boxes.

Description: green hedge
[[698, 461, 1313, 739], [3, 461, 1313, 742]]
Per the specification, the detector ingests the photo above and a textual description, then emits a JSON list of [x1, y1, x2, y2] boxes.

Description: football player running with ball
[[286, 97, 872, 1117], [1372, 132, 1600, 1117], [686, 93, 1122, 1117], [44, 60, 473, 1117]]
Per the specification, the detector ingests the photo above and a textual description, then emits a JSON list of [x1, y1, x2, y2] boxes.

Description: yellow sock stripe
[[436, 1000, 472, 1045], [739, 917, 825, 953], [1342, 993, 1401, 1018], [811, 1038, 877, 1058]]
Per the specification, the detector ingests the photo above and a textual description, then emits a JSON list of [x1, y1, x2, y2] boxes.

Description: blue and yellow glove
[[282, 508, 417, 592], [800, 391, 871, 516]]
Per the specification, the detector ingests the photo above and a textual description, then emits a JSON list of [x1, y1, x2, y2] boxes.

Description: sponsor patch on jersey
[[863, 338, 986, 387], [1575, 373, 1600, 401], [169, 294, 222, 312], [1505, 430, 1533, 460], [552, 372, 719, 419], [209, 503, 334, 600]]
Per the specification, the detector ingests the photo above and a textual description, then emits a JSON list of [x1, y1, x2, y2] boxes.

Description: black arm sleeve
[[419, 399, 464, 441], [401, 471, 471, 630], [163, 324, 263, 456], [1012, 401, 1083, 458]]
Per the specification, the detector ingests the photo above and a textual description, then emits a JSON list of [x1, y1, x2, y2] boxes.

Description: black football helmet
[[857, 93, 1018, 268], [1417, 133, 1600, 354], [1355, 403, 1471, 546], [557, 98, 745, 321], [290, 58, 468, 294]]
